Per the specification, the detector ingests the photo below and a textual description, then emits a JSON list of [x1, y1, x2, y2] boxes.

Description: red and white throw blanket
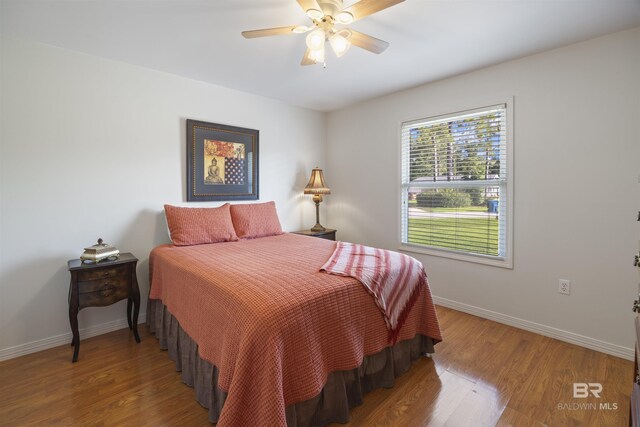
[[321, 242, 429, 343]]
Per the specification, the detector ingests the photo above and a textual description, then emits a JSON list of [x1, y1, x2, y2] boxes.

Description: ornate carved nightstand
[[67, 252, 140, 362]]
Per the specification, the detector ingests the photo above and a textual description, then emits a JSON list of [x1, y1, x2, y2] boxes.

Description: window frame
[[398, 98, 514, 269]]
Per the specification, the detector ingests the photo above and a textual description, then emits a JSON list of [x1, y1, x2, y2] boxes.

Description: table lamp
[[304, 167, 331, 232]]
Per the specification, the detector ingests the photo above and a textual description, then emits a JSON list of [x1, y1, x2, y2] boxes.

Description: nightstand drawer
[[315, 231, 336, 240], [292, 229, 336, 241], [76, 264, 128, 281], [79, 284, 129, 308], [78, 275, 129, 294]]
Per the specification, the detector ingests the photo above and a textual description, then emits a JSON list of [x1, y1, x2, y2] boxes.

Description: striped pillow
[[230, 201, 283, 239], [164, 204, 238, 246]]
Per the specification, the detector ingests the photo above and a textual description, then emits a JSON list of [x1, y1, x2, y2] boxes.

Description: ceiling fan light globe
[[306, 29, 326, 50], [306, 8, 324, 20], [329, 33, 351, 57], [336, 11, 354, 24], [309, 46, 325, 63], [293, 25, 309, 34]]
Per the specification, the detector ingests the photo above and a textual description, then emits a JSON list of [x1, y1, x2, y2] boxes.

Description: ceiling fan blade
[[301, 48, 316, 66], [347, 30, 390, 54], [242, 26, 298, 39], [297, 0, 323, 16], [342, 0, 405, 22]]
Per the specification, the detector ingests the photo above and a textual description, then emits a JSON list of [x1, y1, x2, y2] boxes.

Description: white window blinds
[[401, 104, 510, 261]]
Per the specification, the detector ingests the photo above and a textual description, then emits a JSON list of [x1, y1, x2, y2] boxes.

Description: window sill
[[399, 244, 513, 269]]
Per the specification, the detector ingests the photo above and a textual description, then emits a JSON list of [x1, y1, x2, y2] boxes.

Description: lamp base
[[311, 224, 326, 232], [310, 194, 326, 232]]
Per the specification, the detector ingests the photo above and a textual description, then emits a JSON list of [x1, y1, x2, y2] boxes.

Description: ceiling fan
[[241, 0, 405, 66]]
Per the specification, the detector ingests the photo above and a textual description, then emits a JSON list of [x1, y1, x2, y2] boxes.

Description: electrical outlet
[[559, 279, 571, 295]]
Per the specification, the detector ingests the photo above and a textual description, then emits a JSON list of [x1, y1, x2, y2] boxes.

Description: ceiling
[[2, 0, 640, 112]]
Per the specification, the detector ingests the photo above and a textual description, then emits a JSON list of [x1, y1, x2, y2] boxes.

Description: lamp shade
[[309, 45, 325, 63], [304, 168, 331, 195], [306, 29, 326, 50], [329, 33, 351, 58]]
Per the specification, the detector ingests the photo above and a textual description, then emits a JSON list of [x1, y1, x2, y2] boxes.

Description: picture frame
[[186, 119, 259, 202]]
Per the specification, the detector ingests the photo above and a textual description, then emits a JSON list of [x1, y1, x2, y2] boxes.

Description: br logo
[[573, 383, 602, 398]]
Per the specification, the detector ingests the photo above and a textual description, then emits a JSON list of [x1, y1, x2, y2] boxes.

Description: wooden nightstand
[[292, 229, 337, 241], [67, 252, 140, 362]]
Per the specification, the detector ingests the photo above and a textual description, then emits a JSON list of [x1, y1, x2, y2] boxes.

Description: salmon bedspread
[[149, 233, 442, 427]]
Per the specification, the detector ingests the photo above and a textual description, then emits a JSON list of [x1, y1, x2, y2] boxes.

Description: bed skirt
[[147, 299, 435, 426]]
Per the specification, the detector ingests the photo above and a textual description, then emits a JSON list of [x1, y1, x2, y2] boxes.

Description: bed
[[148, 203, 442, 426]]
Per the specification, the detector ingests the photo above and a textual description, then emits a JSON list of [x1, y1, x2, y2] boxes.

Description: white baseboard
[[0, 313, 146, 362], [433, 296, 634, 361]]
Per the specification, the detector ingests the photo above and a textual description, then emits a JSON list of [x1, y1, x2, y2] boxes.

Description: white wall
[[326, 27, 640, 357], [0, 37, 326, 359]]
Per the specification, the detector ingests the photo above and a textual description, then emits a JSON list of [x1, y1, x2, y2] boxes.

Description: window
[[400, 102, 513, 267]]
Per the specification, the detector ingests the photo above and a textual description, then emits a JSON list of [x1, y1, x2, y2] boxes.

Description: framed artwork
[[186, 119, 259, 202]]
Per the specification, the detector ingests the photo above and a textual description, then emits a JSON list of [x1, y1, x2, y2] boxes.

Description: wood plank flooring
[[0, 306, 632, 426]]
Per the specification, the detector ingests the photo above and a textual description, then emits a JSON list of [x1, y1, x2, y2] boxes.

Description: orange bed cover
[[149, 233, 441, 426]]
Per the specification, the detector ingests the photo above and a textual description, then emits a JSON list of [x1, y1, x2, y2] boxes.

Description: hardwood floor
[[0, 306, 632, 426]]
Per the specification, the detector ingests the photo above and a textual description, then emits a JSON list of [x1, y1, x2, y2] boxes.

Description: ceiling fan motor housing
[[317, 0, 343, 18]]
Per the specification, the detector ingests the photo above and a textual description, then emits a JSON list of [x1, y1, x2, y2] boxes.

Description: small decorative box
[[80, 238, 120, 264]]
